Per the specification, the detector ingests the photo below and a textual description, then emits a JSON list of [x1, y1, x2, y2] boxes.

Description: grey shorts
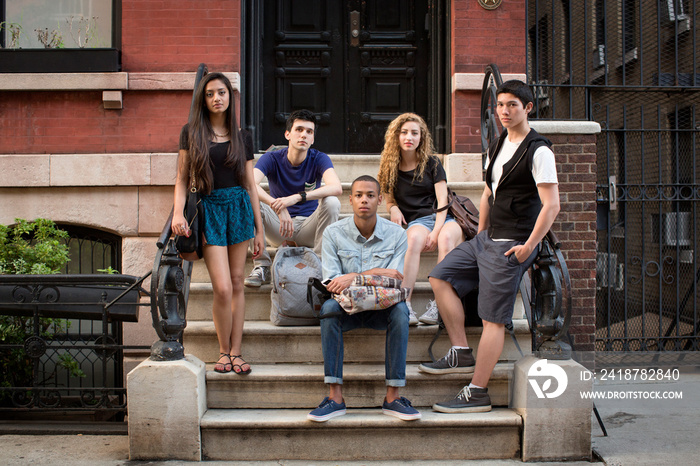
[[428, 230, 538, 324]]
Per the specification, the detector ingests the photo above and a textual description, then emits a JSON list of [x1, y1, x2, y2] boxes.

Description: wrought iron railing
[[0, 275, 148, 418], [148, 63, 209, 360]]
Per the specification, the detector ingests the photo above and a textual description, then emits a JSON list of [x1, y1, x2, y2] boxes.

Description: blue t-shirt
[[255, 147, 334, 217]]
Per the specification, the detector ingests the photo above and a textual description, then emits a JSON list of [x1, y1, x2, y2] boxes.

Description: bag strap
[[307, 277, 334, 319], [432, 188, 454, 213]]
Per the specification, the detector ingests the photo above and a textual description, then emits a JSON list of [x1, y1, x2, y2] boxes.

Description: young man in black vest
[[420, 80, 560, 412]]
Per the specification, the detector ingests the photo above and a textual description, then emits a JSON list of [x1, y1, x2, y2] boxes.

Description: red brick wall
[[0, 91, 190, 154], [122, 0, 241, 72], [549, 134, 598, 353], [451, 1, 527, 153]]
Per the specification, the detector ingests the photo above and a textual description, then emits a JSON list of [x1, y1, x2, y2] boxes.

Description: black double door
[[259, 0, 430, 153]]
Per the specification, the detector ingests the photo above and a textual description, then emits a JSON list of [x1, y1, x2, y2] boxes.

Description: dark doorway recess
[[243, 0, 448, 154]]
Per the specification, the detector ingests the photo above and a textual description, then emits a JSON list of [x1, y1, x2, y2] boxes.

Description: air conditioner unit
[[664, 0, 687, 21], [662, 212, 692, 247], [532, 80, 549, 99], [596, 252, 617, 289], [593, 44, 606, 69]]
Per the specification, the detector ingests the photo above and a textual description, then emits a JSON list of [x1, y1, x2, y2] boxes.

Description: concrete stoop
[[206, 363, 515, 408], [200, 408, 522, 461], [183, 319, 531, 366]]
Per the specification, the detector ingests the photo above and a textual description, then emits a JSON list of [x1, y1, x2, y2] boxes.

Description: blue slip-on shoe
[[307, 396, 347, 422], [382, 396, 422, 421]]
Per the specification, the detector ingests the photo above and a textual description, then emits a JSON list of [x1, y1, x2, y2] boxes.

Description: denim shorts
[[406, 213, 457, 231], [200, 186, 255, 246]]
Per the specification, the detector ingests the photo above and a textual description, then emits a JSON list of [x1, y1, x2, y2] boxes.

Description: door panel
[[261, 1, 429, 153]]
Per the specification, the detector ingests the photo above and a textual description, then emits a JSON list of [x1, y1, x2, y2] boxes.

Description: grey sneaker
[[406, 301, 419, 326], [433, 386, 491, 413], [419, 299, 439, 325], [418, 347, 475, 374], [244, 266, 270, 287]]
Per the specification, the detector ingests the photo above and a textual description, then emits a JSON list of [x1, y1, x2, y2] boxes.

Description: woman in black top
[[172, 72, 264, 374], [377, 113, 464, 325]]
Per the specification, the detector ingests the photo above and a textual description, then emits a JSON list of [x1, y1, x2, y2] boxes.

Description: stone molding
[[530, 120, 601, 135], [0, 153, 176, 188], [452, 72, 526, 92], [0, 71, 240, 92]]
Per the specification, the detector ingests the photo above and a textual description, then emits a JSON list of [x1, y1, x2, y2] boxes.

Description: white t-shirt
[[485, 138, 558, 199]]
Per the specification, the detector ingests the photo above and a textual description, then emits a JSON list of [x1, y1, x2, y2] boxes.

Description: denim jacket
[[321, 215, 407, 281]]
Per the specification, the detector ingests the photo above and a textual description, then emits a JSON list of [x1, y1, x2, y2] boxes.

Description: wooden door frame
[[241, 0, 450, 153]]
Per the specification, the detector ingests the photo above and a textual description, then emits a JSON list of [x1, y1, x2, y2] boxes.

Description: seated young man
[[307, 175, 420, 422], [420, 80, 560, 413], [244, 109, 342, 287]]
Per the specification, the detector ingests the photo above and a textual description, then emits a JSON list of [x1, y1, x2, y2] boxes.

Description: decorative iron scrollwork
[[23, 335, 47, 358]]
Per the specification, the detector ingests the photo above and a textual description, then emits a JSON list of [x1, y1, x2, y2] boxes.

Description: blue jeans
[[319, 299, 409, 387]]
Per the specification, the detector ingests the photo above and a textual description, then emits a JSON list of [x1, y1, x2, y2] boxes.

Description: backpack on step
[[270, 246, 323, 326]]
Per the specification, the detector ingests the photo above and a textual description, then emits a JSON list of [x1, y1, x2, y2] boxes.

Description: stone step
[[257, 153, 484, 184], [269, 180, 484, 214], [190, 243, 443, 284], [205, 362, 514, 409], [186, 277, 525, 322], [182, 319, 531, 366], [187, 280, 442, 322], [200, 408, 522, 461]]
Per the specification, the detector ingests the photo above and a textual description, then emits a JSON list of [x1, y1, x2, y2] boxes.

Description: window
[[0, 1, 121, 73], [1, 0, 117, 49], [662, 0, 688, 22], [594, 0, 606, 69]]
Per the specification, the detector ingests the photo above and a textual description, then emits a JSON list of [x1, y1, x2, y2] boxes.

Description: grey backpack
[[270, 246, 322, 326]]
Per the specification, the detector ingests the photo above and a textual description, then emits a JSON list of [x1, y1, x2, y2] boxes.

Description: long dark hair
[[187, 72, 245, 193]]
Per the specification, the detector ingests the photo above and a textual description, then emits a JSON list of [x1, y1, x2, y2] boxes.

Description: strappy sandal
[[230, 354, 251, 375], [214, 353, 232, 373]]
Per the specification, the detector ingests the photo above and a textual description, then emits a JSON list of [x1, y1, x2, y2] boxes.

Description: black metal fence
[[527, 0, 699, 351], [0, 227, 149, 420]]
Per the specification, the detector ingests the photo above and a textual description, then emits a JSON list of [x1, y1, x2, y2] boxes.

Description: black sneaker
[[433, 386, 491, 413], [418, 347, 475, 374]]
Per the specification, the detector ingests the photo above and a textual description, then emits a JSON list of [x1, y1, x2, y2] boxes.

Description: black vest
[[485, 129, 552, 241]]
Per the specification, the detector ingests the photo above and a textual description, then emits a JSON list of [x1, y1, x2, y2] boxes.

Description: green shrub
[[0, 219, 83, 403], [0, 218, 70, 275]]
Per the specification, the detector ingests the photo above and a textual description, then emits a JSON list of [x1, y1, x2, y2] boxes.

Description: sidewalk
[[590, 367, 700, 466], [1, 372, 697, 465]]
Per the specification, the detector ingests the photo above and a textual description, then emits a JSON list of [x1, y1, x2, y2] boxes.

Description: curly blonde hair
[[377, 113, 435, 196]]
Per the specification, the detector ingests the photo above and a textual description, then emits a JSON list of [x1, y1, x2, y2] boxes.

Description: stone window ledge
[[0, 72, 240, 109], [452, 72, 526, 92]]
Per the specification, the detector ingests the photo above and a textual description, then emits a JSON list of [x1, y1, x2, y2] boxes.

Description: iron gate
[[527, 0, 699, 351]]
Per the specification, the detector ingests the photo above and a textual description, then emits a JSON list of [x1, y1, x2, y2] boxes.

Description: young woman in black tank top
[[172, 73, 264, 374]]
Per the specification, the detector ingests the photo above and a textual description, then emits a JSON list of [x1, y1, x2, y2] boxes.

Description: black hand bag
[[175, 176, 204, 261], [433, 188, 479, 240]]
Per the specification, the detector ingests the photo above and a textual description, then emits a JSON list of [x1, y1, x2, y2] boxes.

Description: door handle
[[609, 175, 617, 211], [350, 10, 360, 47]]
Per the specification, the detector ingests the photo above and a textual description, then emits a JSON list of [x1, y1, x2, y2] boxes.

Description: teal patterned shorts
[[201, 186, 255, 246]]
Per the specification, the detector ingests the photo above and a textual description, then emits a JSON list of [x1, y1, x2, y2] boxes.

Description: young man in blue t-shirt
[[245, 109, 343, 287]]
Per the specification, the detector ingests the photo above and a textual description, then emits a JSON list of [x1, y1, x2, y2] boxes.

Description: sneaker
[[244, 266, 270, 287], [307, 397, 347, 422], [382, 396, 421, 421], [433, 386, 491, 413], [419, 299, 439, 325], [418, 347, 476, 374], [406, 301, 419, 326]]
